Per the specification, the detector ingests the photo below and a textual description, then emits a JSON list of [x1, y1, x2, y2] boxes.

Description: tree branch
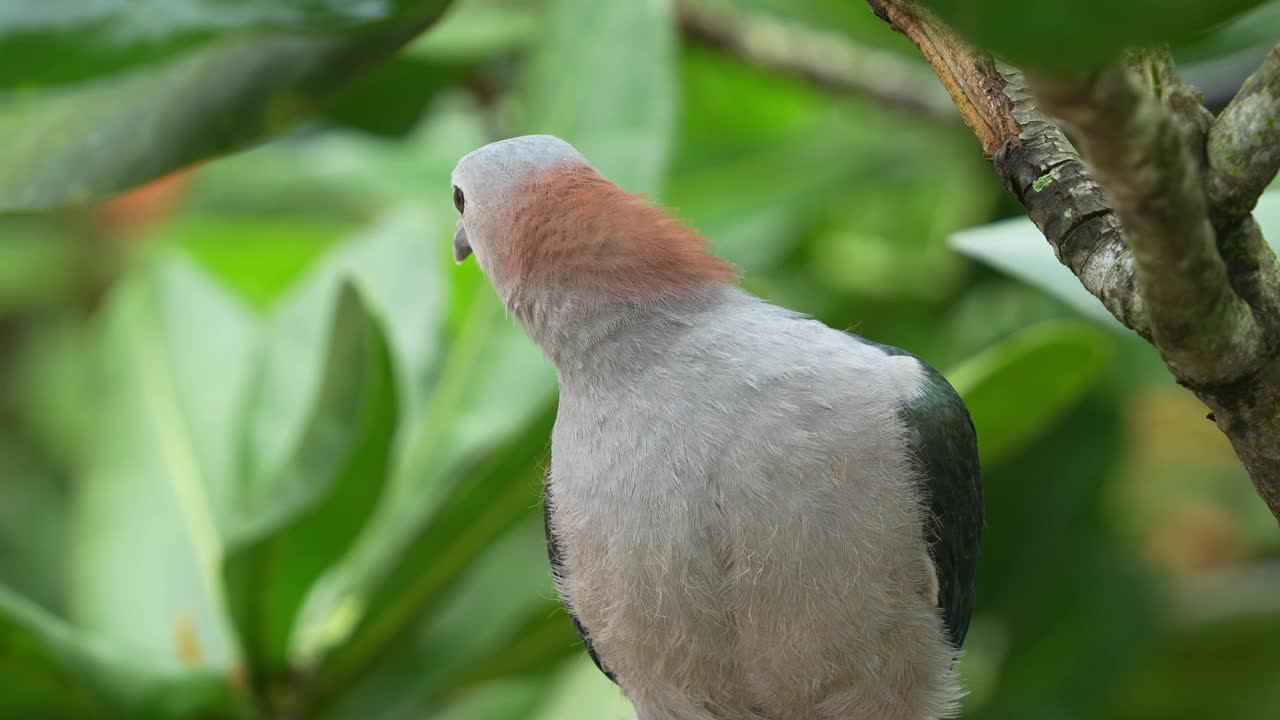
[[1028, 67, 1267, 385], [865, 0, 1148, 336], [866, 0, 1280, 522], [677, 0, 956, 121], [994, 68, 1151, 339], [864, 0, 1016, 154], [1207, 45, 1280, 221], [1202, 45, 1280, 337]]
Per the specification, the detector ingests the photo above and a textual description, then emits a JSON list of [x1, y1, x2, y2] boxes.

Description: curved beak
[[453, 220, 472, 264]]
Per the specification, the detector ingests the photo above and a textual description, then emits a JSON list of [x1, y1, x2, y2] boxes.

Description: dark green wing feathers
[[873, 341, 984, 648]]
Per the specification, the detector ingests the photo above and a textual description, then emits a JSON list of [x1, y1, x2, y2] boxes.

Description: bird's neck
[[511, 282, 734, 377]]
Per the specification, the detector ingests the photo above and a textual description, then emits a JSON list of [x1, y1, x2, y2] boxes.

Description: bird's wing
[[544, 481, 617, 683], [869, 341, 984, 648]]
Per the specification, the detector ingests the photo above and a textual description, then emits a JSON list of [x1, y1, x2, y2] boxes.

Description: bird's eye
[[453, 185, 465, 214]]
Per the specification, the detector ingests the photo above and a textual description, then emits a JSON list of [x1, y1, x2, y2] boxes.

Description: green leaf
[[317, 513, 567, 719], [72, 253, 256, 669], [0, 1, 440, 89], [0, 583, 124, 718], [157, 215, 351, 309], [522, 0, 676, 195], [0, 434, 70, 611], [0, 221, 82, 315], [297, 325, 556, 710], [948, 320, 1111, 464], [223, 283, 398, 679], [235, 205, 445, 495], [0, 583, 248, 720], [405, 0, 541, 61], [180, 96, 490, 223], [917, 0, 1267, 69], [0, 0, 452, 212], [949, 217, 1128, 331], [1176, 2, 1280, 63], [323, 56, 467, 137]]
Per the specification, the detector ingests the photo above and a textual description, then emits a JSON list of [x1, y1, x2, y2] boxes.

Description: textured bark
[[994, 69, 1150, 339], [866, 0, 1280, 522], [1030, 67, 1266, 385], [865, 0, 1018, 156], [1208, 45, 1280, 222], [1203, 46, 1280, 341]]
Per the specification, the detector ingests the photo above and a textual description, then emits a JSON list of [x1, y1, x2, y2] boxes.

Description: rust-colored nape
[[504, 164, 737, 300]]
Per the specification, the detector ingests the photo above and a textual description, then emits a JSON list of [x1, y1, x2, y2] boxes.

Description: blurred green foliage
[[2, 1, 1279, 718], [918, 0, 1271, 69]]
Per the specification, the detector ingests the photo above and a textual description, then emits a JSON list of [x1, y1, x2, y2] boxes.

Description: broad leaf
[[223, 283, 398, 678], [405, 0, 541, 61], [157, 215, 351, 309], [0, 221, 81, 313], [948, 320, 1111, 464], [71, 254, 256, 669], [299, 334, 556, 710], [236, 205, 445, 497], [1, 583, 130, 718], [0, 0, 452, 212], [1176, 1, 1280, 63], [0, 585, 248, 719], [317, 515, 567, 720], [183, 97, 491, 222], [0, 0, 439, 89], [918, 0, 1267, 69], [521, 0, 676, 195]]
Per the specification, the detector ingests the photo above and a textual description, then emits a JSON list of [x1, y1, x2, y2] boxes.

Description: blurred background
[[2, 1, 1280, 718]]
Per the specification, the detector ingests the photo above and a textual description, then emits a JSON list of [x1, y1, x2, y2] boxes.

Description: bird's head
[[449, 135, 735, 321]]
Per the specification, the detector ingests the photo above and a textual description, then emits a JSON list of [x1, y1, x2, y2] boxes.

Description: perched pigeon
[[450, 135, 982, 720]]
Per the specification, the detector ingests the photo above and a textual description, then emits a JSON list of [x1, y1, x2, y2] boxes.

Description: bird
[[449, 135, 982, 720]]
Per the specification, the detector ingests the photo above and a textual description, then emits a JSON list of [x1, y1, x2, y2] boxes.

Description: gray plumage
[[451, 136, 983, 720]]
